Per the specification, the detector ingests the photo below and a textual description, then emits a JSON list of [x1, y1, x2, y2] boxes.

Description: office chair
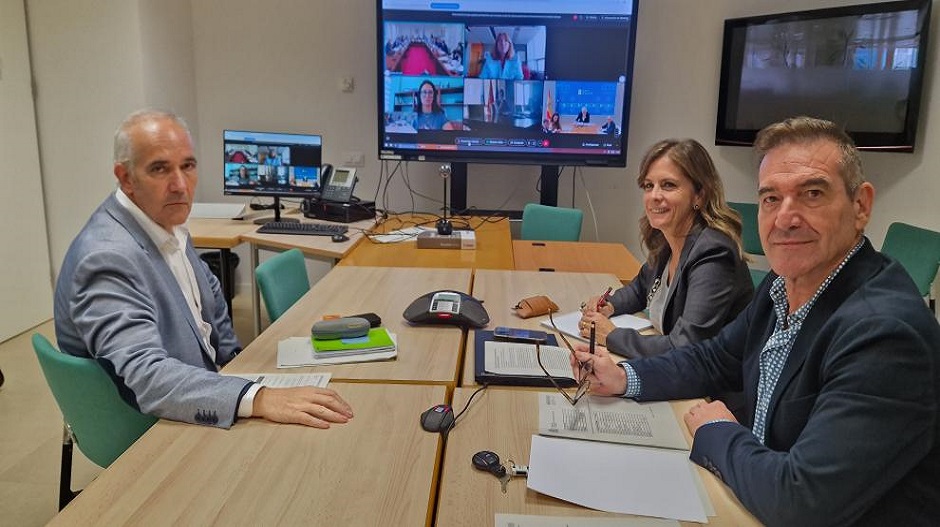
[[255, 248, 311, 322], [32, 333, 157, 509], [520, 203, 584, 242], [728, 201, 768, 288], [881, 222, 940, 310]]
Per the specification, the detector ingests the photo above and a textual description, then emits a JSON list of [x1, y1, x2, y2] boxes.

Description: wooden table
[[224, 266, 472, 386], [338, 213, 514, 270], [436, 387, 761, 526], [463, 270, 622, 386], [50, 383, 446, 526], [239, 212, 378, 335], [512, 240, 642, 284]]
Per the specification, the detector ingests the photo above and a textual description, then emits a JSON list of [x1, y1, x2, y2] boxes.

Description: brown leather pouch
[[513, 295, 559, 319]]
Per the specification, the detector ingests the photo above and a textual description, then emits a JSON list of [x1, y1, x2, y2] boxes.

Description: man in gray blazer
[[574, 117, 939, 525], [54, 109, 353, 429]]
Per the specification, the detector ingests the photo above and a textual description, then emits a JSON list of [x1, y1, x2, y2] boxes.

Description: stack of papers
[[541, 310, 652, 341], [527, 393, 713, 523], [277, 330, 398, 367]]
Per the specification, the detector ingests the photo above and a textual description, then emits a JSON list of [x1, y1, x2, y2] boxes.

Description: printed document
[[223, 372, 331, 387], [484, 341, 573, 380], [538, 393, 688, 450], [542, 310, 652, 341]]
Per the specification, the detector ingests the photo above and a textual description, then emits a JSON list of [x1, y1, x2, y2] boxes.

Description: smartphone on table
[[493, 326, 549, 344]]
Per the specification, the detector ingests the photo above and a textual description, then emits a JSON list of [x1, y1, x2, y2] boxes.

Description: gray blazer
[[54, 193, 250, 428], [606, 223, 753, 359]]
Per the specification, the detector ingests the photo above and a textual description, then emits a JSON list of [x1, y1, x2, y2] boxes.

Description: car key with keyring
[[472, 450, 528, 493]]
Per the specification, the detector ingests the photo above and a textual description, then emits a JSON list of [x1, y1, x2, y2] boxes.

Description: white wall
[[0, 0, 52, 340], [26, 0, 940, 298], [27, 0, 147, 277]]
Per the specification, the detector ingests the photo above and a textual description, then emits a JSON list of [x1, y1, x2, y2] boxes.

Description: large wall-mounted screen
[[377, 0, 640, 167]]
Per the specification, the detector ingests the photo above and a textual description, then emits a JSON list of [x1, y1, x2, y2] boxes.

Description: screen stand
[[252, 197, 299, 225], [447, 162, 559, 215], [539, 165, 560, 206]]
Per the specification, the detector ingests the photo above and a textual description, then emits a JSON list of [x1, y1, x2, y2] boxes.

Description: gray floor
[[0, 293, 258, 526]]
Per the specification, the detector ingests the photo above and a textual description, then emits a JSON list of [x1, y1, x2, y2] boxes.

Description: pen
[[589, 321, 596, 355], [596, 286, 613, 311]]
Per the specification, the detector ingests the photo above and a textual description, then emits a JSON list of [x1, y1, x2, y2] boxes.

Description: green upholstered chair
[[728, 201, 768, 288], [255, 248, 311, 322], [32, 333, 157, 509], [881, 222, 940, 305], [520, 203, 584, 242]]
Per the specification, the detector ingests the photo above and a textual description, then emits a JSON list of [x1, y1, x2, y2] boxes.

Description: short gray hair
[[754, 116, 865, 196], [113, 109, 191, 170]]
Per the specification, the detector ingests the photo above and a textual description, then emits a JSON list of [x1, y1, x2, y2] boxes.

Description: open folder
[[473, 330, 576, 387]]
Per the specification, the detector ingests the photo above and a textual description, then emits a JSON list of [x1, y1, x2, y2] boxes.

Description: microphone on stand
[[436, 163, 453, 235]]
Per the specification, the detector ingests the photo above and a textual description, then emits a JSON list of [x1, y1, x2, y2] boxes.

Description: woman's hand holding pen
[[570, 342, 627, 396], [581, 295, 615, 317]]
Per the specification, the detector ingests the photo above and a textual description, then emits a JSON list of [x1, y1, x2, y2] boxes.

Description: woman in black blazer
[[580, 138, 753, 359]]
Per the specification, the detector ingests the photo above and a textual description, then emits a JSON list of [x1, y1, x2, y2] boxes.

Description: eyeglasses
[[538, 311, 592, 405]]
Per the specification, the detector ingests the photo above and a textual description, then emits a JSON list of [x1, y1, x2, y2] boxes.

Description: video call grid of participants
[[381, 20, 626, 139], [224, 143, 319, 190]]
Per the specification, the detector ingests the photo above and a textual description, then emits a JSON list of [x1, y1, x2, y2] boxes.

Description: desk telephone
[[320, 165, 358, 203]]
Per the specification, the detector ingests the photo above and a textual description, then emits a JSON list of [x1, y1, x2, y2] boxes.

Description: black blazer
[[606, 224, 753, 359], [632, 240, 940, 526]]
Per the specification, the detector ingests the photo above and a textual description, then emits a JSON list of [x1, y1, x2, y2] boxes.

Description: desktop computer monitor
[[223, 130, 324, 222]]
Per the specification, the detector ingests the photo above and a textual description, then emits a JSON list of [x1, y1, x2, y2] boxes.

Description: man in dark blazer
[[55, 109, 353, 429], [574, 117, 940, 525]]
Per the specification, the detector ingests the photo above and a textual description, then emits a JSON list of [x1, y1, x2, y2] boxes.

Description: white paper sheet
[[527, 435, 707, 523], [223, 372, 331, 387], [189, 202, 246, 219], [277, 336, 397, 367], [495, 514, 679, 527], [542, 311, 652, 342], [369, 227, 425, 243]]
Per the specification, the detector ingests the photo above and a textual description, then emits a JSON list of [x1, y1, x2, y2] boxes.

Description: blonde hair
[[637, 139, 746, 267]]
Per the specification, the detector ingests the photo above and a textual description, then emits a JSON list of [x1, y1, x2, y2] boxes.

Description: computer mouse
[[420, 404, 455, 433], [331, 233, 350, 243]]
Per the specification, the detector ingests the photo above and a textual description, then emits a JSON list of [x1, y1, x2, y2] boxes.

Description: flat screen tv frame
[[716, 0, 931, 153], [375, 0, 640, 208]]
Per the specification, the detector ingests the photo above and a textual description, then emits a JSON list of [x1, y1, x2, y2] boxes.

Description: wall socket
[[342, 151, 365, 167]]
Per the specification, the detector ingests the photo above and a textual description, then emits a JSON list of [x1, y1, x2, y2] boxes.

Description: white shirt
[[115, 190, 260, 417]]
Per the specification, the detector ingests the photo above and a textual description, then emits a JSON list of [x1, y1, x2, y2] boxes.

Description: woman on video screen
[[480, 32, 523, 80], [412, 80, 449, 130]]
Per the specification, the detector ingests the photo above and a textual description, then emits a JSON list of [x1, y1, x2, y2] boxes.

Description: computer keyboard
[[256, 221, 349, 236]]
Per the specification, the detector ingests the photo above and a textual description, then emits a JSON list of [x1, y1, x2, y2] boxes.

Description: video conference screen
[[377, 0, 639, 167], [222, 130, 323, 197]]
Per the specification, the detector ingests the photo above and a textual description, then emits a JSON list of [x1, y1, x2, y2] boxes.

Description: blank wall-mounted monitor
[[376, 0, 640, 167], [716, 0, 931, 152]]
